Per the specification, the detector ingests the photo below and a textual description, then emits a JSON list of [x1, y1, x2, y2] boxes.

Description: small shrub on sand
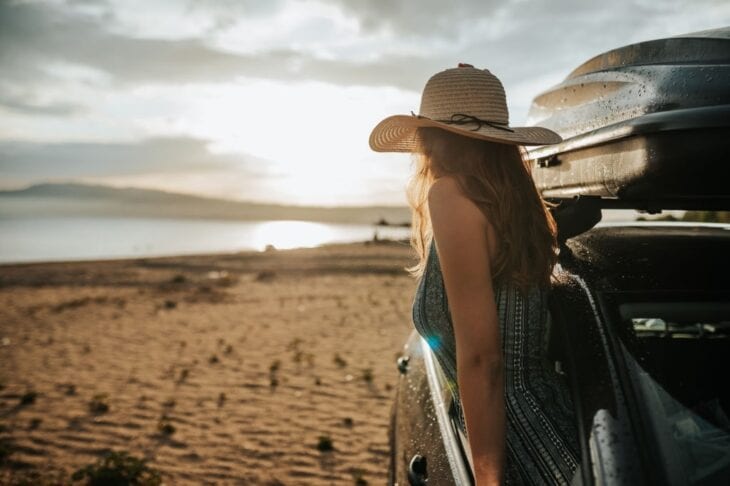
[[208, 354, 220, 364], [361, 369, 374, 384], [342, 417, 354, 428], [170, 274, 187, 284], [255, 271, 276, 282], [269, 360, 281, 389], [71, 450, 162, 485], [20, 391, 37, 406], [351, 469, 368, 486], [89, 393, 110, 414], [163, 300, 177, 309], [333, 354, 347, 368], [316, 435, 334, 452], [0, 437, 14, 463], [217, 393, 226, 407], [157, 417, 175, 437], [177, 368, 189, 383]]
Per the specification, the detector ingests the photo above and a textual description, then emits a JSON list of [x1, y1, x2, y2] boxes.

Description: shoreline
[[0, 238, 412, 270]]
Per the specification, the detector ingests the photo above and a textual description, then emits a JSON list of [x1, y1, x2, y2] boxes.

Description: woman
[[369, 65, 580, 485]]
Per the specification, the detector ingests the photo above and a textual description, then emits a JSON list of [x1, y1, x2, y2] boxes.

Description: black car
[[389, 28, 730, 486]]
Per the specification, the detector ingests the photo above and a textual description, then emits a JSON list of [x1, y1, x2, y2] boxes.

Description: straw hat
[[369, 63, 561, 152]]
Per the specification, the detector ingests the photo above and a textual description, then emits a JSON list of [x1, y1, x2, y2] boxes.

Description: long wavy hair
[[406, 126, 559, 294]]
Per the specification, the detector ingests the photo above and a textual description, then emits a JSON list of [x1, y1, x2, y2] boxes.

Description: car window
[[613, 297, 730, 485]]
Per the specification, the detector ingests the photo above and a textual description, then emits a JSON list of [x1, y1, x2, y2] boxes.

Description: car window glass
[[617, 300, 730, 485]]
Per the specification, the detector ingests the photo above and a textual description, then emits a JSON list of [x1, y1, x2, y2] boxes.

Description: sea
[[0, 216, 412, 264]]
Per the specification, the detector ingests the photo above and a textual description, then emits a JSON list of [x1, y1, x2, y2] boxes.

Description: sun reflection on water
[[248, 220, 338, 251]]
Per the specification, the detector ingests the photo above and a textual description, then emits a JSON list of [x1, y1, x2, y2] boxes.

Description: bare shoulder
[[427, 176, 495, 297], [427, 175, 487, 228], [427, 175, 463, 203]]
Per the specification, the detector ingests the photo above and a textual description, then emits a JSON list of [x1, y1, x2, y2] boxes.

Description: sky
[[1, 0, 728, 207]]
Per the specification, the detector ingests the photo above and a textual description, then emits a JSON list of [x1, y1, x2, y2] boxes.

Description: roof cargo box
[[525, 27, 730, 210]]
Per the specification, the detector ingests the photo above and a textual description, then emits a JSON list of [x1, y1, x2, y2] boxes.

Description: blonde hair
[[406, 127, 559, 294]]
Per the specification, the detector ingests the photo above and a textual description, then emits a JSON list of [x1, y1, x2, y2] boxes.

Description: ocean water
[[0, 216, 411, 264]]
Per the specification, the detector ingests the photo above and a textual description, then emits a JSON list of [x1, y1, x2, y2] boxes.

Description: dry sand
[[0, 241, 418, 485]]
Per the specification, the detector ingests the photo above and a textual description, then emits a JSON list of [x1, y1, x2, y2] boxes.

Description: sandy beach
[[0, 241, 417, 485]]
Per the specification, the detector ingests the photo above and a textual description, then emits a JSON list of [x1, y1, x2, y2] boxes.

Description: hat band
[[411, 111, 514, 133]]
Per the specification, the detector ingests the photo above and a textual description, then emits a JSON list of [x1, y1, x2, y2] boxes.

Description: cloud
[[326, 0, 505, 37], [4, 0, 727, 97], [0, 95, 84, 117], [0, 86, 85, 116], [0, 1, 438, 91]]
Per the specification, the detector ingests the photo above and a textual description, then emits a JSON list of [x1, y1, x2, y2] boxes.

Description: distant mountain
[[0, 183, 412, 225]]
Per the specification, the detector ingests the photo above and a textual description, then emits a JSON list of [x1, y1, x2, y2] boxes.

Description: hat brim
[[369, 114, 562, 152]]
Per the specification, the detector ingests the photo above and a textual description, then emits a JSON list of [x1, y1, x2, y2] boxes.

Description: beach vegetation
[[177, 368, 189, 383], [157, 417, 175, 437], [316, 435, 334, 452], [333, 354, 347, 368], [71, 450, 162, 485], [255, 270, 276, 282], [0, 437, 13, 463], [19, 391, 37, 406], [351, 468, 368, 485], [682, 210, 730, 223], [89, 394, 110, 414]]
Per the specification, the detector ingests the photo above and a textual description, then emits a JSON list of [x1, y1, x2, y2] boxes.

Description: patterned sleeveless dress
[[412, 239, 581, 485]]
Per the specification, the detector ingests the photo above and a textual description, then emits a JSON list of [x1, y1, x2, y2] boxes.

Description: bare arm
[[428, 176, 505, 486]]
